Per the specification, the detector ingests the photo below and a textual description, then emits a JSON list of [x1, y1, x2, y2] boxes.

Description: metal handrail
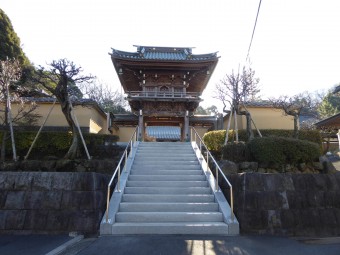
[[190, 127, 234, 221], [105, 126, 138, 222]]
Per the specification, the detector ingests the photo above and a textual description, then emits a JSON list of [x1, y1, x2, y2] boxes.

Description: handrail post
[[124, 150, 127, 171], [206, 152, 209, 169], [215, 165, 219, 192], [106, 185, 110, 222], [130, 140, 133, 158], [230, 186, 234, 221], [117, 165, 121, 192], [192, 126, 235, 223]]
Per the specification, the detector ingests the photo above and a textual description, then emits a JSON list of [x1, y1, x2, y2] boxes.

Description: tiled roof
[[111, 46, 218, 61], [19, 97, 107, 116], [146, 126, 181, 140], [243, 100, 273, 108], [21, 97, 97, 104], [314, 112, 340, 128]]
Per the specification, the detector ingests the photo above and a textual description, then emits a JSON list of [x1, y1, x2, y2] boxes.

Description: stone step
[[136, 149, 194, 152], [126, 180, 209, 188], [128, 175, 206, 181], [131, 165, 201, 170], [124, 187, 212, 195], [137, 148, 192, 151], [119, 202, 219, 212], [135, 154, 197, 161], [121, 194, 215, 203], [130, 170, 203, 175], [115, 212, 223, 223], [111, 222, 229, 235], [132, 160, 199, 165], [138, 142, 191, 147]]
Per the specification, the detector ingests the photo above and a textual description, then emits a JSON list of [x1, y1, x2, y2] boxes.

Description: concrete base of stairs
[[109, 222, 230, 235], [100, 142, 239, 236]]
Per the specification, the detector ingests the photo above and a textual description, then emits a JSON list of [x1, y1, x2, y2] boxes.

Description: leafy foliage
[[0, 9, 30, 66], [203, 130, 227, 151], [222, 142, 249, 162], [203, 129, 322, 153], [317, 91, 340, 119], [0, 131, 119, 159], [247, 137, 321, 166]]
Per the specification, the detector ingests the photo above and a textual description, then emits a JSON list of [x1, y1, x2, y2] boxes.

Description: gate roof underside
[[110, 45, 219, 93]]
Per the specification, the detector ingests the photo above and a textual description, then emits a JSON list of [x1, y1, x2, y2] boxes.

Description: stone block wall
[[224, 173, 340, 236], [0, 172, 110, 234]]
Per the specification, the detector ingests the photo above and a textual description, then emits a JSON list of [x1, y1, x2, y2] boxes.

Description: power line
[[246, 0, 262, 61]]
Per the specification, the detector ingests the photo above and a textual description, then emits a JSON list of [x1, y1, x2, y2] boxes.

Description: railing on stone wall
[[190, 127, 235, 221], [105, 126, 138, 222]]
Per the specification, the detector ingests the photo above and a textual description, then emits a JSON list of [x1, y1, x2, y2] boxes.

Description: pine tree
[[0, 9, 30, 66]]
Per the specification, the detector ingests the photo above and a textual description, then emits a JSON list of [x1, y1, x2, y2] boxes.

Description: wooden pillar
[[179, 123, 183, 141], [138, 109, 144, 141], [184, 110, 189, 142]]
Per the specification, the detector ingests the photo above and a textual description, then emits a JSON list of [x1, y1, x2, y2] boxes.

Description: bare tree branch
[[31, 58, 95, 159], [214, 66, 260, 141]]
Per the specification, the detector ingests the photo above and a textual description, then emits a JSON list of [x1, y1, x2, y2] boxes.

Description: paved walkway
[[2, 234, 340, 255], [0, 234, 72, 255]]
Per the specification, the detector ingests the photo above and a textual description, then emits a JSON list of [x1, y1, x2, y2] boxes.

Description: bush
[[248, 136, 321, 166], [222, 142, 249, 162], [202, 129, 322, 152], [203, 130, 226, 152], [0, 131, 119, 159]]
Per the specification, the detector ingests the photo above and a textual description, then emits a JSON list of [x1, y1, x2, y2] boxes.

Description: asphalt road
[[0, 234, 72, 255], [2, 234, 340, 255], [54, 235, 340, 255]]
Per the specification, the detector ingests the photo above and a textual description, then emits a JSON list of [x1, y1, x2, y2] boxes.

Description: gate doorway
[[145, 126, 181, 142]]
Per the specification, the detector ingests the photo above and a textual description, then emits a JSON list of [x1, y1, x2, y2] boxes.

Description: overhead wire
[[245, 0, 263, 62]]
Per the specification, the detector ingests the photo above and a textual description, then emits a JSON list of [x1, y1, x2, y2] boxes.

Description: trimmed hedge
[[203, 129, 322, 152], [222, 142, 249, 162], [0, 131, 119, 159], [247, 136, 321, 166]]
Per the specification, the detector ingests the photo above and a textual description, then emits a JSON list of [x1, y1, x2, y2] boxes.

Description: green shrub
[[0, 131, 119, 159], [203, 130, 226, 151], [222, 142, 249, 162], [248, 136, 321, 166], [202, 129, 322, 152]]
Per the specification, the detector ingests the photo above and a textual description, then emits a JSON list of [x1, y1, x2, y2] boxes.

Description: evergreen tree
[[0, 9, 30, 66], [318, 92, 340, 119]]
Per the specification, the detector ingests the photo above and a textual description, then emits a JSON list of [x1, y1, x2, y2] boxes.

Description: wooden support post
[[138, 109, 144, 141], [184, 110, 189, 142]]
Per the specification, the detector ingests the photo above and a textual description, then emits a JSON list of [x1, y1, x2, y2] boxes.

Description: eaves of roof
[[19, 97, 108, 118], [314, 112, 340, 128], [110, 45, 219, 62]]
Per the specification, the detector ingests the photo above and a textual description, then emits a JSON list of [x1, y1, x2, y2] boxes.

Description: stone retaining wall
[[224, 172, 340, 236], [0, 172, 109, 234]]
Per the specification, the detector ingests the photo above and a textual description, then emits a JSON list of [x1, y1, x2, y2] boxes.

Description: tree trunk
[[293, 115, 299, 139], [1, 130, 7, 161], [1, 97, 9, 162], [245, 112, 254, 141], [239, 110, 254, 141], [59, 98, 81, 159]]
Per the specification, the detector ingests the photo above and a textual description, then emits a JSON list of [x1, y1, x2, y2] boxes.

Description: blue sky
[[2, 0, 340, 109]]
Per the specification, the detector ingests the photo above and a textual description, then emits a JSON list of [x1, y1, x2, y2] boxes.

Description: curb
[[45, 235, 84, 255]]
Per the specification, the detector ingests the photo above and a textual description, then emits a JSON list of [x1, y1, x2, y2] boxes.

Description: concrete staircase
[[101, 142, 239, 235]]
